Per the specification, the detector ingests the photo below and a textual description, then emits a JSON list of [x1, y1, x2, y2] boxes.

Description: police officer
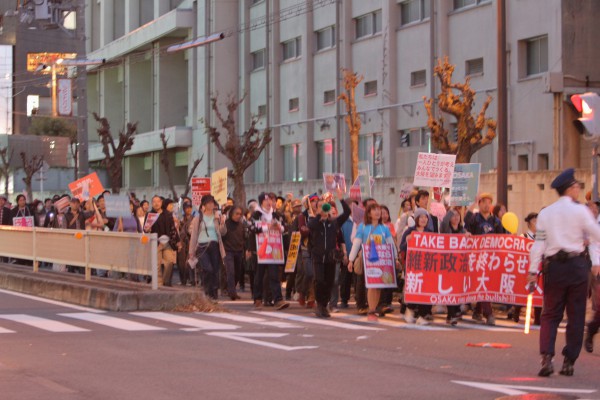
[[529, 168, 600, 377]]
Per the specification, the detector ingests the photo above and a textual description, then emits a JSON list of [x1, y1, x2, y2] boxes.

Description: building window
[[251, 0, 264, 6], [251, 49, 265, 71], [399, 128, 430, 148], [400, 0, 430, 26], [400, 131, 410, 147], [316, 26, 336, 51], [538, 153, 549, 170], [283, 143, 303, 182], [359, 133, 384, 177], [317, 139, 335, 176], [323, 90, 336, 105], [453, 0, 489, 10], [526, 35, 548, 76], [355, 10, 382, 39], [466, 57, 483, 76], [289, 97, 299, 112], [518, 154, 529, 171], [257, 104, 266, 118], [282, 37, 302, 61], [364, 80, 377, 97], [410, 70, 426, 87]]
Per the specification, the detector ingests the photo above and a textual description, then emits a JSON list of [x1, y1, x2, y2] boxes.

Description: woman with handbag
[[188, 195, 227, 301], [348, 203, 398, 322]]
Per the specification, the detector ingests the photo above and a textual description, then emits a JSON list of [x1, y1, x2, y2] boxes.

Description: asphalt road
[[0, 290, 598, 400]]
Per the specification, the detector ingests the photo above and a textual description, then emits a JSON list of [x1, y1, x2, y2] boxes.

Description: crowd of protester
[[0, 186, 598, 329]]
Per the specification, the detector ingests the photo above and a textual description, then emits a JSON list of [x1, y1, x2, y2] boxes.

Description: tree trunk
[[350, 131, 359, 182], [72, 144, 79, 181], [232, 173, 246, 209], [25, 179, 33, 203], [111, 167, 122, 194], [3, 178, 8, 198], [455, 148, 474, 164]]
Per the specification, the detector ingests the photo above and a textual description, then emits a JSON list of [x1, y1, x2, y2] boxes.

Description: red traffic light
[[570, 92, 600, 139]]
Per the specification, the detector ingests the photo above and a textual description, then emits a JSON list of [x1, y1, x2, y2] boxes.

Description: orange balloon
[[74, 232, 83, 240], [140, 236, 149, 245]]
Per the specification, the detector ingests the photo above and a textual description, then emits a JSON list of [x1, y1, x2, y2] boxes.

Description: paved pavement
[[0, 289, 598, 400]]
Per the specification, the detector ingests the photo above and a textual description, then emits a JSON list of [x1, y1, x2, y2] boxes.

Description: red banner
[[404, 233, 543, 307], [256, 223, 285, 265]]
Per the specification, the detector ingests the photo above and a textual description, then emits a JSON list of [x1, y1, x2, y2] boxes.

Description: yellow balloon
[[501, 212, 519, 234]]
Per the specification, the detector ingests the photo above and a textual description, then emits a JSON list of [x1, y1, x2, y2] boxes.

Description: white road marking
[[333, 313, 452, 331], [203, 312, 302, 329], [0, 289, 104, 313], [59, 312, 165, 331], [0, 326, 15, 333], [452, 380, 597, 396], [253, 311, 384, 331], [131, 312, 239, 330], [205, 332, 318, 351], [0, 314, 89, 333]]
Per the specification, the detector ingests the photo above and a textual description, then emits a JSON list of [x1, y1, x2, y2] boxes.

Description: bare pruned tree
[[423, 57, 497, 163], [0, 146, 13, 197], [93, 113, 137, 194], [20, 152, 44, 202], [205, 93, 271, 207], [338, 69, 364, 181], [159, 128, 203, 199]]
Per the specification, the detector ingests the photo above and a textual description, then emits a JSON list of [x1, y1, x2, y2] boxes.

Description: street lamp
[[166, 32, 225, 53]]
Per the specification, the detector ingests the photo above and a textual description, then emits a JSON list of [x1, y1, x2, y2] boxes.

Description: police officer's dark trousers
[[587, 275, 600, 337], [540, 256, 589, 361]]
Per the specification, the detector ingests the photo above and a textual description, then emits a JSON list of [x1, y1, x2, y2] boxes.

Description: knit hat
[[413, 208, 429, 222]]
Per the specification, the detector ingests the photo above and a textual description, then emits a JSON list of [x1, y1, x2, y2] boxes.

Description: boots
[[538, 354, 554, 377], [584, 331, 594, 353], [559, 357, 574, 376]]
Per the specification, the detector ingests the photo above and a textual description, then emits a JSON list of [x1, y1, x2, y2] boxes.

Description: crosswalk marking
[[131, 312, 239, 331], [253, 311, 384, 331], [0, 326, 15, 333], [0, 314, 89, 333], [59, 312, 165, 331], [204, 312, 303, 329], [332, 313, 452, 331]]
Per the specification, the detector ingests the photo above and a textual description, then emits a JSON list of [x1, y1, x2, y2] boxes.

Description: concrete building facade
[[84, 0, 599, 203]]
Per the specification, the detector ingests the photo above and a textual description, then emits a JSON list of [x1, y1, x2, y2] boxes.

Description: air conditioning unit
[[34, 0, 51, 20]]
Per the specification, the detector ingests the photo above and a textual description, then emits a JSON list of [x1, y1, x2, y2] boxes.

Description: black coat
[[0, 206, 11, 225], [307, 200, 350, 263]]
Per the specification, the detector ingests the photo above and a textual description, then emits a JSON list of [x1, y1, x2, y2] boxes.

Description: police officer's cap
[[550, 168, 579, 192]]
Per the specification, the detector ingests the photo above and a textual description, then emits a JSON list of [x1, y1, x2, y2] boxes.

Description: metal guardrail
[[0, 226, 159, 290]]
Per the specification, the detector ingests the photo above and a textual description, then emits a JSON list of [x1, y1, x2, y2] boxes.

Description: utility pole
[[496, 0, 508, 206], [76, 0, 89, 178]]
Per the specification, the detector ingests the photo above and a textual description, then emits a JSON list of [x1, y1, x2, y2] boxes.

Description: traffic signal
[[571, 92, 600, 140]]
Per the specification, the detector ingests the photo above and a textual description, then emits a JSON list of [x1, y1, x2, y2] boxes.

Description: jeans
[[224, 250, 243, 297], [253, 263, 283, 303], [198, 241, 222, 300], [540, 257, 589, 361]]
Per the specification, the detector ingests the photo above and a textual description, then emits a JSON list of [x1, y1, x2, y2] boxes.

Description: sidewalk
[[0, 262, 208, 312]]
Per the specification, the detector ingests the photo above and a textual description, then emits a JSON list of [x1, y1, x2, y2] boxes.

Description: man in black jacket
[[308, 189, 350, 318], [0, 195, 11, 226]]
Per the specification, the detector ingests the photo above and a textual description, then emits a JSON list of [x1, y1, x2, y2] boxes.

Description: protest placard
[[53, 196, 71, 213], [351, 203, 365, 225], [143, 213, 159, 232], [284, 232, 302, 273], [413, 153, 456, 188], [68, 172, 105, 201], [358, 161, 371, 198], [256, 222, 285, 265], [349, 178, 362, 203], [404, 232, 543, 307], [363, 243, 397, 289], [398, 182, 414, 200], [12, 216, 34, 228], [191, 177, 211, 208], [449, 163, 481, 206], [322, 173, 347, 194], [211, 168, 228, 207], [105, 195, 131, 218]]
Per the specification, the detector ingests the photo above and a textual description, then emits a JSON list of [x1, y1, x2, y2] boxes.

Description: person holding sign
[[307, 188, 350, 318], [348, 203, 398, 322], [11, 194, 37, 227], [188, 195, 227, 300]]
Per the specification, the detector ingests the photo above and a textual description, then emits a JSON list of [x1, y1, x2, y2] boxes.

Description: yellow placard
[[211, 168, 228, 207], [284, 232, 302, 273]]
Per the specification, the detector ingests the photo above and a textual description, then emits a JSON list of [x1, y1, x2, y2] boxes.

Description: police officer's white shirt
[[529, 196, 600, 273]]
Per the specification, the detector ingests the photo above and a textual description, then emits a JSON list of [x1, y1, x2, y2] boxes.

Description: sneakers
[[357, 308, 369, 316], [367, 312, 378, 322], [416, 316, 430, 325], [538, 354, 554, 377], [472, 312, 483, 323], [298, 294, 306, 307], [404, 308, 415, 324], [274, 300, 290, 311], [315, 305, 330, 318], [339, 301, 349, 309], [253, 300, 263, 309], [381, 305, 394, 314], [485, 315, 496, 326], [559, 357, 575, 376]]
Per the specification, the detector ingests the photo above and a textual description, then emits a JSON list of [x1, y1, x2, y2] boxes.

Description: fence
[[0, 226, 159, 289]]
